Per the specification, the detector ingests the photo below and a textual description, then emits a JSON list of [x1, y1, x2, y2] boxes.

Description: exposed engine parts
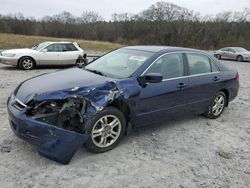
[[27, 97, 86, 133]]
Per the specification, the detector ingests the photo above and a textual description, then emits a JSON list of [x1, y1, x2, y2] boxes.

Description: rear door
[[227, 48, 237, 60], [185, 53, 220, 113], [135, 53, 189, 126], [60, 43, 81, 65]]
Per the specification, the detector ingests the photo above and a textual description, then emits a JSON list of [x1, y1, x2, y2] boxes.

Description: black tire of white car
[[216, 54, 221, 60], [204, 91, 226, 119], [84, 107, 126, 153], [19, 57, 35, 70], [237, 55, 243, 62]]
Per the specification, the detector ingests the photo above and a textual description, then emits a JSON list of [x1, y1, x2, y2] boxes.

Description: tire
[[84, 107, 126, 153], [215, 54, 221, 60], [19, 57, 35, 70], [204, 91, 226, 119], [237, 55, 243, 62], [76, 59, 82, 67]]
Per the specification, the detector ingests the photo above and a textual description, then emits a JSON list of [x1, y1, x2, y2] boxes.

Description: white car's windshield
[[31, 42, 50, 51], [85, 49, 154, 79], [235, 47, 248, 52]]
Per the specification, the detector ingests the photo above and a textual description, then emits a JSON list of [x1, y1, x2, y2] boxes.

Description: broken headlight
[[26, 97, 86, 133]]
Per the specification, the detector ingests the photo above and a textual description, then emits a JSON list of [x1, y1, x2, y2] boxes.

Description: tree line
[[0, 1, 250, 49]]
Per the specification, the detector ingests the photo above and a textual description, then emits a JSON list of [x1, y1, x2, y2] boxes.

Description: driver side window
[[145, 53, 184, 79]]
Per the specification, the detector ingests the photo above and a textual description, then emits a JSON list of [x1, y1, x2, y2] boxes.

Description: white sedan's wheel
[[19, 57, 35, 70]]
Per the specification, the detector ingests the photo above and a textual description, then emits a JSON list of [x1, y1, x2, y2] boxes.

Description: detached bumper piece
[[8, 99, 89, 164], [38, 129, 88, 164]]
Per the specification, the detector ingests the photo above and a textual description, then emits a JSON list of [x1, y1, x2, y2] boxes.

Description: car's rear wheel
[[204, 91, 226, 119], [237, 55, 243, 62], [84, 107, 126, 153], [215, 54, 221, 60], [19, 57, 35, 70]]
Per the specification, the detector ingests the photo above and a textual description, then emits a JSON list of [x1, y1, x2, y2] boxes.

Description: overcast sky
[[0, 0, 249, 19]]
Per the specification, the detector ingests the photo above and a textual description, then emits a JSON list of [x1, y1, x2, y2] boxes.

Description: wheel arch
[[220, 89, 229, 107], [108, 100, 131, 122], [17, 56, 37, 67], [107, 99, 133, 135], [236, 54, 243, 61]]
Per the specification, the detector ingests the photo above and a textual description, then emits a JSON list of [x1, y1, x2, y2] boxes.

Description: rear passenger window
[[63, 43, 78, 51], [187, 54, 212, 75], [145, 53, 184, 79]]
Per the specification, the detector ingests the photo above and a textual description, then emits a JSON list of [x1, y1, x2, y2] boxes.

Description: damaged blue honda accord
[[7, 46, 239, 164]]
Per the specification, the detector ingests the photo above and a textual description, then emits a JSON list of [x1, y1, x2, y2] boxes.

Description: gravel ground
[[0, 59, 249, 188]]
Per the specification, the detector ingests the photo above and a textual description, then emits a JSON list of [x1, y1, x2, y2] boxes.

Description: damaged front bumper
[[7, 97, 89, 164]]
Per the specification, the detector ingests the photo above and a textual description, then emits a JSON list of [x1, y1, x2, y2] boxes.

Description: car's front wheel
[[84, 107, 126, 153], [19, 57, 35, 70], [204, 91, 226, 119]]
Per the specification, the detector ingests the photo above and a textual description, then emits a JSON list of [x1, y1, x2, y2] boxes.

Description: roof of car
[[123, 45, 203, 53], [46, 41, 75, 44]]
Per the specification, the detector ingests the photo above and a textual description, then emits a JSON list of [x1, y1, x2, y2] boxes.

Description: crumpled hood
[[15, 68, 112, 103]]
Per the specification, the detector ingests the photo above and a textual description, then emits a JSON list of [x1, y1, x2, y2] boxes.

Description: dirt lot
[[0, 59, 249, 188]]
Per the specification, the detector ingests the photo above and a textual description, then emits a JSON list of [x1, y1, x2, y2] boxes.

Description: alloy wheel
[[212, 94, 225, 116], [91, 115, 121, 148], [22, 59, 33, 70]]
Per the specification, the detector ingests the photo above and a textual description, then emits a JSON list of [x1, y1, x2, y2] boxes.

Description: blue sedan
[[7, 46, 239, 164]]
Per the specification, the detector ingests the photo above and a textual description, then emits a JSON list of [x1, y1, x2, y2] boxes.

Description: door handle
[[177, 83, 188, 89], [213, 76, 220, 81]]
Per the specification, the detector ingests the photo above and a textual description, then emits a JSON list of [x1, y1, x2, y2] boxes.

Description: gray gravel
[[0, 60, 249, 188]]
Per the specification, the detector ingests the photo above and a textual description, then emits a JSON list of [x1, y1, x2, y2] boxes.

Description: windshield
[[85, 48, 154, 79], [31, 42, 50, 51], [234, 47, 248, 52]]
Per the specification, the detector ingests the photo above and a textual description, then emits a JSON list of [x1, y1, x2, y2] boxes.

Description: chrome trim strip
[[15, 98, 27, 108], [161, 71, 220, 82]]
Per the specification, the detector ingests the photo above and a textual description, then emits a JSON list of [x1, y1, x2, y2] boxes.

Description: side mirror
[[41, 49, 48, 52], [138, 73, 163, 86]]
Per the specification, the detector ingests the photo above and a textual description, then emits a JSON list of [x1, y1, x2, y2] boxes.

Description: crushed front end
[[7, 79, 132, 164], [7, 94, 89, 164]]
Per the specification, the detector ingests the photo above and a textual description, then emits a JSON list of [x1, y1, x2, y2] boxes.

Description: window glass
[[221, 48, 228, 51], [45, 44, 62, 52], [85, 49, 153, 79], [145, 53, 184, 79], [62, 43, 78, 51], [187, 54, 212, 75], [31, 42, 50, 51], [228, 48, 236, 53]]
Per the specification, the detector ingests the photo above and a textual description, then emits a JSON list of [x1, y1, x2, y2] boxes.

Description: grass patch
[[0, 33, 123, 52]]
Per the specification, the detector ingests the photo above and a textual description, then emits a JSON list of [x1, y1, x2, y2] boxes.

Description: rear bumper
[[0, 56, 18, 66], [7, 97, 89, 164], [228, 80, 239, 102]]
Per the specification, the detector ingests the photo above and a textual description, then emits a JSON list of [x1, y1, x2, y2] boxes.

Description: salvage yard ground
[[0, 59, 250, 187]]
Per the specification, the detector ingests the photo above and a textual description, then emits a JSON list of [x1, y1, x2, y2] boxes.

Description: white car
[[0, 42, 85, 70]]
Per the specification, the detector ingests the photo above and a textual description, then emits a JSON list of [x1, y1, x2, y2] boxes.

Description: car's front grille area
[[11, 95, 27, 110], [13, 99, 26, 110]]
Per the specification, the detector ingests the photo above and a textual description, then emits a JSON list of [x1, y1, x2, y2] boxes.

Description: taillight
[[236, 72, 239, 81]]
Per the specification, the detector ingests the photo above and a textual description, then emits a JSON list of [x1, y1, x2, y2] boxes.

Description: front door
[[38, 44, 64, 65], [135, 53, 189, 126]]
